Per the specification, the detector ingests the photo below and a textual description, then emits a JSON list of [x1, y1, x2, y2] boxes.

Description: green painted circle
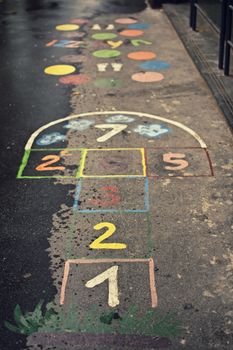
[[93, 50, 121, 58], [92, 33, 117, 40], [94, 78, 124, 88]]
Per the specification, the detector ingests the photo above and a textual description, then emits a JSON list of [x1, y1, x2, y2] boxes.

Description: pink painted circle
[[132, 71, 164, 83], [70, 18, 89, 24], [115, 18, 138, 24], [60, 55, 87, 63], [59, 74, 91, 85]]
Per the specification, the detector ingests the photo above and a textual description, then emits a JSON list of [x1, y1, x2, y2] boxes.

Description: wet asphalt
[[0, 1, 149, 349]]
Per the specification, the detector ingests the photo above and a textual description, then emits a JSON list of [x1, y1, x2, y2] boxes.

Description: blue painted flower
[[106, 115, 135, 123], [36, 132, 66, 146], [63, 119, 95, 131], [133, 124, 171, 138]]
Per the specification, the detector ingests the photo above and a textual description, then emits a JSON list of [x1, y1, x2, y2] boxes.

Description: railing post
[[224, 1, 233, 75], [219, 0, 228, 69], [190, 0, 198, 31]]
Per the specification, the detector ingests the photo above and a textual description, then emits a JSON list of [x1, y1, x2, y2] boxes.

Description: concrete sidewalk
[[1, 3, 233, 350]]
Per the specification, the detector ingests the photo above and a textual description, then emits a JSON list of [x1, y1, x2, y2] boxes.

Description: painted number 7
[[90, 222, 127, 250], [95, 124, 127, 142]]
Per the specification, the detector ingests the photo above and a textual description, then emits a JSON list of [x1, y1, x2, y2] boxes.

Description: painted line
[[23, 111, 207, 150], [82, 175, 145, 178], [76, 149, 88, 178], [73, 179, 83, 210], [144, 177, 150, 211], [205, 149, 215, 176], [17, 150, 31, 178], [60, 258, 157, 308], [141, 148, 147, 177]]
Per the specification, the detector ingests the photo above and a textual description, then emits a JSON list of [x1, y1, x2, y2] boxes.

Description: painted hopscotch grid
[[60, 258, 157, 308], [17, 148, 147, 179], [144, 147, 214, 178], [73, 177, 149, 213]]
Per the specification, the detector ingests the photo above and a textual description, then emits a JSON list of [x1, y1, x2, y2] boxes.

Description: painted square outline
[[17, 148, 84, 179], [144, 147, 214, 178], [73, 177, 149, 213], [60, 258, 157, 308], [79, 148, 147, 178]]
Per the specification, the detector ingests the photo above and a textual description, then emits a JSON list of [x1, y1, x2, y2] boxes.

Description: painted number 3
[[90, 222, 127, 250]]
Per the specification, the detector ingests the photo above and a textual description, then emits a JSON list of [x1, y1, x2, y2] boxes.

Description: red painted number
[[163, 153, 189, 170], [90, 185, 121, 207]]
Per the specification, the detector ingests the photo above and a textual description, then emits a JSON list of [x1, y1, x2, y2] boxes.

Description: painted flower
[[106, 115, 135, 123], [36, 132, 66, 146], [63, 119, 94, 131], [133, 124, 171, 138]]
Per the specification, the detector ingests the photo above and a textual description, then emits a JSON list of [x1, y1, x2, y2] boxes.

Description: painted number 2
[[36, 155, 65, 171], [90, 222, 127, 250]]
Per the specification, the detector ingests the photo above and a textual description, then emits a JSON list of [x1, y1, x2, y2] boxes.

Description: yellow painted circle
[[44, 65, 76, 76], [56, 24, 80, 31]]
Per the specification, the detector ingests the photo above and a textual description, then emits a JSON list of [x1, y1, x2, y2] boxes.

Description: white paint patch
[[97, 63, 109, 72], [92, 24, 101, 30], [106, 24, 115, 30], [111, 63, 123, 72], [106, 115, 135, 123]]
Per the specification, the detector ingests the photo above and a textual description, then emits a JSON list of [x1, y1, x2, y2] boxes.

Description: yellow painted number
[[90, 222, 127, 250]]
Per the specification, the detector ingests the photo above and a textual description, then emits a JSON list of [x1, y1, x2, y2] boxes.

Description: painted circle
[[119, 29, 144, 37], [93, 50, 121, 58], [56, 24, 80, 31], [44, 65, 76, 76], [132, 71, 164, 83], [115, 18, 138, 24], [60, 55, 87, 63], [139, 60, 171, 71], [94, 78, 124, 88], [92, 33, 117, 40], [128, 23, 151, 30], [70, 19, 89, 24], [59, 74, 90, 85], [128, 51, 156, 60]]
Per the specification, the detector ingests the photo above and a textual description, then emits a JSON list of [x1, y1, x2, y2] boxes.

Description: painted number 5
[[90, 222, 127, 250]]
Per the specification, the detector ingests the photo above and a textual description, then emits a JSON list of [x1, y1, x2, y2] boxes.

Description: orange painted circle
[[59, 74, 90, 85], [119, 29, 144, 37], [132, 71, 164, 83], [115, 18, 138, 24], [128, 51, 156, 60]]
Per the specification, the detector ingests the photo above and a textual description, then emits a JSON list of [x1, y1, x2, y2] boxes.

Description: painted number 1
[[90, 222, 127, 250], [85, 266, 119, 307]]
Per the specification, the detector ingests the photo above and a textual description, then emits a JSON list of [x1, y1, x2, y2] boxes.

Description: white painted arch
[[25, 111, 207, 150]]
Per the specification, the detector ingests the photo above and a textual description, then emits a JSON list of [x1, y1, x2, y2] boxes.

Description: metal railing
[[190, 0, 232, 75]]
